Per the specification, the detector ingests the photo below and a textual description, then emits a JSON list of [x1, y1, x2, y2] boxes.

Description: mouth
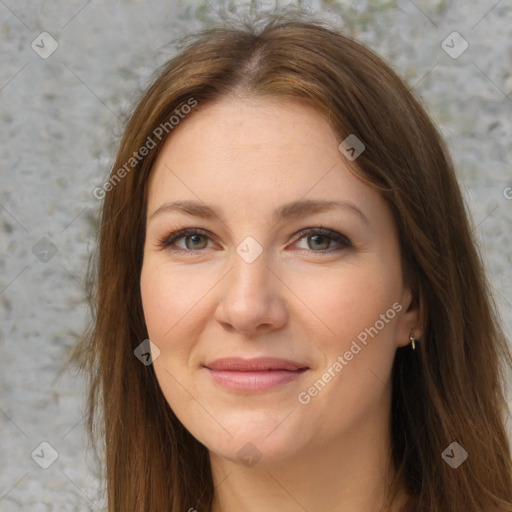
[[202, 357, 310, 392]]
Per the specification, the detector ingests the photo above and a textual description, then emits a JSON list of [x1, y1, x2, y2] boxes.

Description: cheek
[[140, 261, 205, 411], [140, 260, 208, 341], [293, 261, 401, 410], [294, 267, 399, 433], [140, 259, 223, 400], [292, 261, 400, 350], [140, 264, 172, 342], [140, 262, 196, 384]]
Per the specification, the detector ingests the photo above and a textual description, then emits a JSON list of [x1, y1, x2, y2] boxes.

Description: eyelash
[[156, 227, 353, 255]]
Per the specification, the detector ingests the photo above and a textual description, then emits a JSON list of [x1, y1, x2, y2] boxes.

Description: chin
[[196, 419, 310, 468], [208, 437, 301, 468]]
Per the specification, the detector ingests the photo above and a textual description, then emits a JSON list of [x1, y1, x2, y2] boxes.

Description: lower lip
[[205, 368, 308, 392]]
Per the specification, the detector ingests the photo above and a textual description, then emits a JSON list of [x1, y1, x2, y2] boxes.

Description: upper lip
[[203, 357, 309, 372]]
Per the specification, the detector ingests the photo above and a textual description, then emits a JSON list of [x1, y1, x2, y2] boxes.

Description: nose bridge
[[229, 240, 274, 301], [214, 238, 287, 333]]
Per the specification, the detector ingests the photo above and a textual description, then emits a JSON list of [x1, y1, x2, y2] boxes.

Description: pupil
[[187, 234, 205, 249], [310, 235, 328, 250]]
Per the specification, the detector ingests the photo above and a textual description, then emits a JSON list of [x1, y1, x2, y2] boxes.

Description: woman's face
[[140, 97, 419, 466]]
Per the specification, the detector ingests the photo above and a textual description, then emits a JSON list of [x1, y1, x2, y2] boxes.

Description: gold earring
[[409, 334, 416, 350]]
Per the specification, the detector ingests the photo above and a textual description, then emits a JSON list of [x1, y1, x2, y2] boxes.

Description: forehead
[[146, 97, 383, 223], [152, 96, 339, 172]]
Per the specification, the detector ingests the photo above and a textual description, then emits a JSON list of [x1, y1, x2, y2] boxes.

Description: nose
[[214, 249, 289, 336]]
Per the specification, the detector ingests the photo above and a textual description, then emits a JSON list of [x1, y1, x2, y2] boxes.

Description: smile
[[202, 357, 310, 392]]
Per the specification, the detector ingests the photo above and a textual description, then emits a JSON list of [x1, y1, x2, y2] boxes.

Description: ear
[[395, 284, 424, 348]]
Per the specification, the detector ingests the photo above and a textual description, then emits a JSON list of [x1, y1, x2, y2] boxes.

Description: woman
[[76, 10, 512, 512]]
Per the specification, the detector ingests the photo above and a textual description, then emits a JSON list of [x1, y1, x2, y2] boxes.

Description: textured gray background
[[1, 0, 511, 510]]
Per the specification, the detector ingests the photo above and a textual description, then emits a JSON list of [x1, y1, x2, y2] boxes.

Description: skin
[[140, 96, 422, 512]]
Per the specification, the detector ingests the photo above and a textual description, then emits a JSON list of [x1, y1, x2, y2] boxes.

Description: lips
[[203, 357, 310, 392], [203, 357, 309, 372]]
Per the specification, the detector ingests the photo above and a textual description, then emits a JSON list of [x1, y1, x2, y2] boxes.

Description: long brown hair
[[74, 9, 512, 512]]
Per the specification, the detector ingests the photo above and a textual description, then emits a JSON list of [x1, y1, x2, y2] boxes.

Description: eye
[[157, 226, 352, 254], [292, 227, 353, 254], [158, 228, 214, 252]]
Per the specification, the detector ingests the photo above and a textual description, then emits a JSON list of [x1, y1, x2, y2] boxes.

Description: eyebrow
[[149, 198, 369, 226]]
